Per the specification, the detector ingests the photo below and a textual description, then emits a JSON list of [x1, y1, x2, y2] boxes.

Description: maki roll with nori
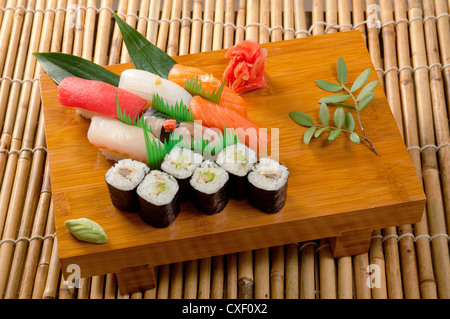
[[105, 159, 150, 212], [216, 143, 257, 200], [247, 158, 289, 214], [160, 146, 203, 201], [137, 170, 180, 228], [190, 160, 229, 215]]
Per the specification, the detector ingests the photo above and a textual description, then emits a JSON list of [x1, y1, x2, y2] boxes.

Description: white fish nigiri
[[87, 116, 162, 163], [119, 69, 193, 106]]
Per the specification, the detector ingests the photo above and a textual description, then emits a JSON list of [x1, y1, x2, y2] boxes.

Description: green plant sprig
[[290, 57, 379, 155]]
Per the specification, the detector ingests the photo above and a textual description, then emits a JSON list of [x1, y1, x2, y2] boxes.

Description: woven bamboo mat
[[0, 0, 449, 300]]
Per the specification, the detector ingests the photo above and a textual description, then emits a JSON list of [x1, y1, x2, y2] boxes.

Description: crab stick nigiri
[[188, 96, 270, 152], [57, 77, 147, 121], [168, 64, 247, 118], [119, 69, 193, 106]]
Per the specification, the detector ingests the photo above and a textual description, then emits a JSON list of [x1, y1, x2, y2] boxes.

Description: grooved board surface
[[40, 31, 425, 279]]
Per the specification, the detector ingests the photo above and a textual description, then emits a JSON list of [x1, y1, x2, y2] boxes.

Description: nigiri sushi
[[168, 64, 247, 117], [57, 76, 147, 121], [119, 69, 193, 106], [87, 115, 162, 163], [188, 96, 270, 152]]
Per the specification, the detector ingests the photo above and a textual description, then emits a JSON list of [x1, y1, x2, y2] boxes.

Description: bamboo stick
[[178, 0, 191, 55], [226, 253, 237, 298], [245, 0, 259, 42], [223, 0, 235, 48], [81, 0, 97, 61], [368, 230, 388, 298], [299, 242, 315, 299], [143, 267, 157, 299], [0, 0, 16, 76], [311, 0, 324, 35], [269, 0, 281, 42], [408, 0, 450, 299], [156, 264, 170, 299], [200, 0, 214, 52], [169, 262, 184, 299], [434, 0, 450, 115], [198, 257, 211, 299], [353, 253, 371, 299], [77, 278, 91, 299], [108, 0, 127, 65], [325, 0, 338, 34], [183, 260, 198, 299], [211, 255, 224, 299], [398, 225, 421, 298], [0, 0, 6, 27], [156, 0, 171, 51], [258, 0, 268, 43], [89, 274, 105, 299], [352, 0, 367, 44], [382, 228, 403, 298], [338, 0, 352, 32], [104, 273, 117, 299], [42, 237, 60, 299], [120, 0, 140, 63], [394, 0, 438, 299], [189, 0, 202, 53], [294, 0, 307, 38], [146, 0, 161, 45], [366, 0, 385, 90], [284, 0, 295, 40], [238, 251, 253, 299], [337, 256, 353, 299], [235, 0, 246, 44], [318, 239, 336, 299], [72, 0, 86, 58], [270, 246, 285, 299], [93, 0, 113, 66], [285, 244, 299, 299], [166, 0, 182, 57], [254, 248, 270, 299], [61, 0, 78, 55], [58, 275, 75, 299], [136, 0, 150, 36]]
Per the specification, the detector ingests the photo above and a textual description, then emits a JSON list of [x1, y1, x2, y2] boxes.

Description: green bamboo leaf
[[328, 129, 342, 141], [357, 80, 378, 101], [334, 107, 345, 129], [350, 132, 361, 144], [357, 92, 375, 111], [319, 103, 330, 126], [304, 126, 316, 145], [331, 102, 355, 109], [318, 94, 351, 104], [314, 127, 328, 138], [289, 111, 315, 127], [350, 68, 371, 92], [315, 80, 343, 92], [337, 57, 348, 84], [345, 112, 355, 131], [33, 52, 120, 86], [113, 12, 177, 79]]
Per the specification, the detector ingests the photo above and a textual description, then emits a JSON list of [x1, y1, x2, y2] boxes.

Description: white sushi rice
[[137, 170, 179, 205], [161, 146, 203, 179], [216, 143, 257, 177], [248, 158, 289, 191], [190, 160, 229, 194], [105, 159, 150, 191]]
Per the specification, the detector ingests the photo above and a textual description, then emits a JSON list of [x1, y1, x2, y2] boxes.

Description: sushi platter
[[40, 31, 426, 294]]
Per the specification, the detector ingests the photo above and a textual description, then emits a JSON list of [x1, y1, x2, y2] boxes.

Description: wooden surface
[[1, 0, 449, 300], [40, 31, 425, 283]]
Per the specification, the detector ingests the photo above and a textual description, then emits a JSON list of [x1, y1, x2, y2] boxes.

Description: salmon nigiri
[[169, 64, 247, 118], [188, 96, 270, 152]]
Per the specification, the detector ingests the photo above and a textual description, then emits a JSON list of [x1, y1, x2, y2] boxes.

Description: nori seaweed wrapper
[[138, 192, 180, 228], [227, 173, 249, 200], [106, 183, 140, 213], [248, 180, 288, 214], [191, 183, 229, 215], [175, 177, 192, 202]]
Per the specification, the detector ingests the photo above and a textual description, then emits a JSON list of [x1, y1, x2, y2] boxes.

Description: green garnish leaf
[[350, 68, 371, 92], [319, 103, 330, 126], [184, 75, 225, 104], [350, 132, 361, 144], [315, 80, 343, 92], [314, 127, 328, 138], [357, 81, 378, 102], [344, 112, 355, 131], [303, 126, 316, 145], [152, 93, 194, 122], [337, 57, 348, 84], [143, 125, 166, 170], [289, 111, 315, 127], [328, 129, 342, 141], [113, 12, 177, 79], [318, 94, 350, 104], [333, 107, 345, 129], [331, 102, 355, 109], [357, 92, 375, 112], [33, 52, 120, 86]]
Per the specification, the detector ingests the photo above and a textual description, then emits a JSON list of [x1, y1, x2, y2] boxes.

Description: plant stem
[[342, 86, 379, 155]]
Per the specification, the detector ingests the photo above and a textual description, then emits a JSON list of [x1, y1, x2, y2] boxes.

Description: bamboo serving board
[[40, 31, 425, 294]]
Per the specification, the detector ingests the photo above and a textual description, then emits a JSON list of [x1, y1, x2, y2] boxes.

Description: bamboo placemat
[[0, 0, 449, 300]]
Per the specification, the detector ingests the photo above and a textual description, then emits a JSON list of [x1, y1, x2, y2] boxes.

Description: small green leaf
[[328, 129, 342, 141], [350, 68, 371, 92], [314, 127, 328, 138], [318, 94, 351, 104], [319, 103, 330, 125], [331, 103, 355, 109], [357, 80, 378, 101], [350, 132, 361, 144], [345, 112, 355, 131], [357, 92, 375, 111], [315, 80, 343, 92], [289, 111, 315, 127], [304, 126, 316, 145], [337, 57, 348, 84], [334, 107, 345, 129]]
